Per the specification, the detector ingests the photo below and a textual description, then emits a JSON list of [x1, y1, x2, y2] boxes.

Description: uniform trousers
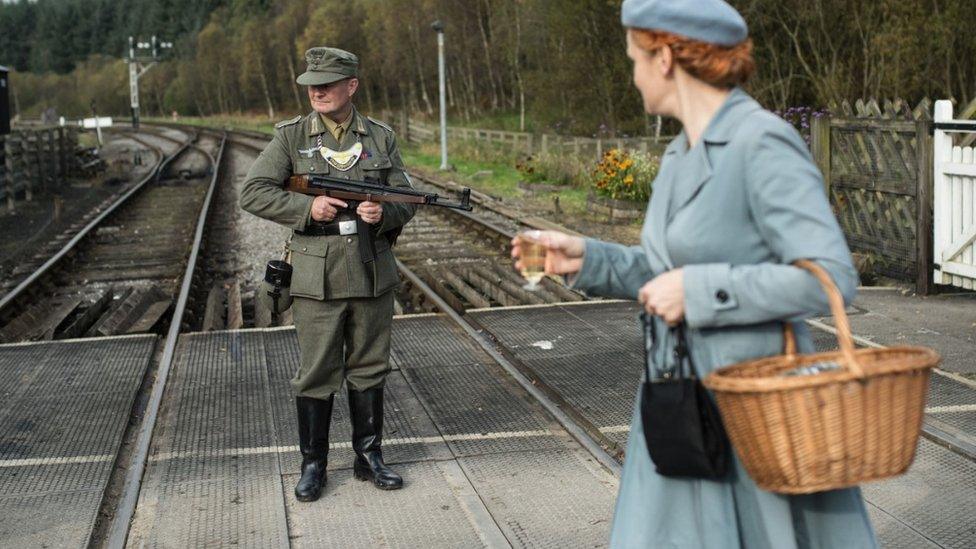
[[290, 291, 394, 399]]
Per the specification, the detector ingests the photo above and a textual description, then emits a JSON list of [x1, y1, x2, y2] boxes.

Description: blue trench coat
[[571, 88, 878, 548]]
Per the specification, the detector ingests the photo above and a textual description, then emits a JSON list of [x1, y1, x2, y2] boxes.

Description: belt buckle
[[338, 220, 357, 236]]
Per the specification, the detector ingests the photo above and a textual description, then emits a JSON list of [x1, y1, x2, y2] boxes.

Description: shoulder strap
[[275, 115, 302, 129], [366, 115, 394, 133]]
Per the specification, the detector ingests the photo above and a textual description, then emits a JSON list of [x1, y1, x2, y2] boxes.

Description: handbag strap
[[641, 312, 655, 381], [670, 324, 692, 380], [641, 314, 694, 380]]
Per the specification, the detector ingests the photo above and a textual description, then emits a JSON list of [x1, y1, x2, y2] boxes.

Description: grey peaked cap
[[621, 0, 748, 46]]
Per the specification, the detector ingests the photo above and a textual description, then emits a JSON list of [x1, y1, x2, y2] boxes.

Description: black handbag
[[639, 313, 731, 479]]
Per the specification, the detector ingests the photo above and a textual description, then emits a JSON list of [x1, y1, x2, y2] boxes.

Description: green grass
[[401, 141, 591, 214], [145, 115, 279, 135], [403, 145, 521, 199]]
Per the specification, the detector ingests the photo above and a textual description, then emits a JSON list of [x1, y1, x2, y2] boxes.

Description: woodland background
[[2, 0, 974, 135]]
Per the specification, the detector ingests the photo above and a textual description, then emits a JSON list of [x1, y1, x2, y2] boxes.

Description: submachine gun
[[261, 174, 473, 322], [285, 174, 473, 263]]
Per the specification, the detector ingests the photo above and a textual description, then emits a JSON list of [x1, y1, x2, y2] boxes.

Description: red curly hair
[[629, 28, 755, 89]]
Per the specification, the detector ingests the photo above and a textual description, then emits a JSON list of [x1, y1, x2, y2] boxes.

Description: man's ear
[[348, 78, 360, 96]]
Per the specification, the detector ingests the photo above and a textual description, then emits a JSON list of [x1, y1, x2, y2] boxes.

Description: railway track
[[0, 131, 168, 299], [0, 130, 220, 342]]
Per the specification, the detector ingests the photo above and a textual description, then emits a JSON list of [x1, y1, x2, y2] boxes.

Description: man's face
[[307, 78, 359, 118]]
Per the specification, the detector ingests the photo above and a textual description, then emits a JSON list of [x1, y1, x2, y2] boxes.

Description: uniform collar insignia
[[320, 142, 363, 171]]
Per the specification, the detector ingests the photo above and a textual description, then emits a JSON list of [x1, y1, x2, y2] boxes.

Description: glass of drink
[[517, 232, 547, 291]]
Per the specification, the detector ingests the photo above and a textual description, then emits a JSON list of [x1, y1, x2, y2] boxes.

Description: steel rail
[[396, 259, 623, 477], [0, 136, 193, 315], [105, 133, 228, 548]]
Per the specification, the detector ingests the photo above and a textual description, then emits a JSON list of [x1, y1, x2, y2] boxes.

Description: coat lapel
[[646, 88, 761, 269], [666, 143, 712, 223], [665, 88, 761, 222], [648, 141, 682, 270]]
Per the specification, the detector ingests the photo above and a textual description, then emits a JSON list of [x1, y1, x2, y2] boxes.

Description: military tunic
[[240, 108, 416, 398]]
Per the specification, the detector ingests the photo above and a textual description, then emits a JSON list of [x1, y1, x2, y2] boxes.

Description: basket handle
[[785, 259, 864, 377]]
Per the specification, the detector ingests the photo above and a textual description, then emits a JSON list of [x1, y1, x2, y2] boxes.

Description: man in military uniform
[[240, 47, 416, 502]]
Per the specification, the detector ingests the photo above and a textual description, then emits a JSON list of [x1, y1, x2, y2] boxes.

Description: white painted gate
[[933, 100, 976, 289]]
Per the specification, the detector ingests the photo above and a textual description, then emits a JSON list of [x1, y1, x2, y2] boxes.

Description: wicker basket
[[702, 260, 939, 494]]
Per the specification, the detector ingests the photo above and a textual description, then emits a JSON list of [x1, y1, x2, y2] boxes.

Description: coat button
[[302, 247, 307, 252], [716, 290, 729, 303], [309, 166, 315, 172], [347, 237, 353, 243]]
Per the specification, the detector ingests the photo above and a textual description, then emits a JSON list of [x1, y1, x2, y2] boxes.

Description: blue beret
[[621, 0, 748, 47]]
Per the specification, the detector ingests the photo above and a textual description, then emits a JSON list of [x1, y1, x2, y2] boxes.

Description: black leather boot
[[294, 395, 334, 502], [349, 387, 403, 490]]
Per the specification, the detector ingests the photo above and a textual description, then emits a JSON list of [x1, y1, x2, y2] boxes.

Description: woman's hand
[[638, 269, 685, 326], [510, 230, 585, 276]]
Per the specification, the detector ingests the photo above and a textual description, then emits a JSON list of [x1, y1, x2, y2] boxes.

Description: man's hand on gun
[[356, 201, 383, 224], [310, 196, 348, 222], [310, 196, 382, 224]]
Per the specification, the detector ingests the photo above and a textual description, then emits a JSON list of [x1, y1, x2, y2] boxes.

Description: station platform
[[0, 300, 973, 548]]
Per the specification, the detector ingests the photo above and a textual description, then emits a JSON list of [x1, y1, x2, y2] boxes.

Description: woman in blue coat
[[513, 0, 878, 547]]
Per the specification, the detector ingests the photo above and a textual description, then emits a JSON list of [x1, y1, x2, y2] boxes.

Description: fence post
[[932, 100, 954, 286], [24, 130, 34, 202], [915, 119, 934, 295], [811, 116, 831, 194], [541, 134, 549, 155], [596, 139, 603, 160], [1, 134, 8, 213], [400, 110, 410, 143]]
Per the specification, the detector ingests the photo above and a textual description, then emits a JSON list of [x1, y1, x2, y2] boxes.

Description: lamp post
[[431, 20, 448, 170]]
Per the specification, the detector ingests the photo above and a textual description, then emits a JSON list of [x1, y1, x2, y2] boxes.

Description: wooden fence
[[399, 116, 669, 160], [0, 127, 78, 213], [811, 98, 934, 291], [932, 100, 976, 290]]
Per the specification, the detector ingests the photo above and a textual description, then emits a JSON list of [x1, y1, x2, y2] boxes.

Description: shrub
[[773, 106, 829, 146], [515, 153, 584, 186], [590, 148, 657, 202]]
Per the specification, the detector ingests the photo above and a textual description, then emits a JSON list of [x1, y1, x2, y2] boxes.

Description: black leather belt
[[296, 211, 375, 263], [296, 217, 360, 236], [296, 223, 342, 236]]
